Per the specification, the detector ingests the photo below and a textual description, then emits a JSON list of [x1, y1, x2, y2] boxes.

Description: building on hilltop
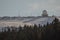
[[42, 10, 48, 17]]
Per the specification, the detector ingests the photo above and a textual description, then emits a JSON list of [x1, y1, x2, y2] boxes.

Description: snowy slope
[[27, 17, 55, 25], [0, 17, 55, 27]]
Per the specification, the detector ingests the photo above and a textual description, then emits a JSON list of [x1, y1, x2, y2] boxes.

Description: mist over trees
[[0, 18, 60, 40]]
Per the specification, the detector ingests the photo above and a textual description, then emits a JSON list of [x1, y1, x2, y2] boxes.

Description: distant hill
[[0, 16, 58, 27]]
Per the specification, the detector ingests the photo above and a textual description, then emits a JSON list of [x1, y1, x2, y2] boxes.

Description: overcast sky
[[0, 0, 60, 17]]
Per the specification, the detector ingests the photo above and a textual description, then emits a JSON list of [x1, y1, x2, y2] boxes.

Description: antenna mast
[[18, 10, 20, 17]]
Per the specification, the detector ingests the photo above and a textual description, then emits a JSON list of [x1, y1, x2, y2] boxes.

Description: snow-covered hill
[[0, 17, 56, 27], [28, 17, 55, 25]]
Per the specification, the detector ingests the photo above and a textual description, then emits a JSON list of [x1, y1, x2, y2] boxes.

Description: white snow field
[[0, 17, 56, 27], [28, 17, 55, 26]]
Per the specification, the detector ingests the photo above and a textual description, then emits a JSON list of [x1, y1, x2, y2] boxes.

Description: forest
[[0, 18, 60, 40]]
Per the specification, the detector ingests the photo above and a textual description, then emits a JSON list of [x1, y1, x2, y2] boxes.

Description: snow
[[0, 17, 55, 27], [28, 17, 55, 25]]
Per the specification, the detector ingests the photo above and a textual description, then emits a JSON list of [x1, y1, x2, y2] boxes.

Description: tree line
[[0, 18, 60, 40]]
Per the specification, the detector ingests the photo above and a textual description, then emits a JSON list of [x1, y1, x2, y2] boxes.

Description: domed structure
[[42, 10, 48, 17]]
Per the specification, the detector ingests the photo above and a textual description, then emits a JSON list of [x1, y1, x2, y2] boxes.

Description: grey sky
[[0, 0, 60, 17]]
